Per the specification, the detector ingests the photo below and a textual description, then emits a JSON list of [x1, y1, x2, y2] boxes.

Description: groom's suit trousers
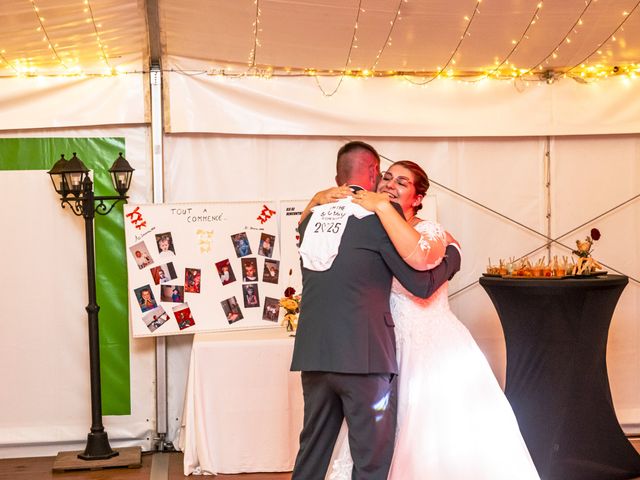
[[292, 371, 397, 480]]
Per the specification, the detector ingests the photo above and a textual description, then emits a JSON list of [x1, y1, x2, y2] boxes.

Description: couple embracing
[[291, 141, 539, 479]]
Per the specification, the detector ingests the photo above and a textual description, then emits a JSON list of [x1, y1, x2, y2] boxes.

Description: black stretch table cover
[[480, 275, 640, 480]]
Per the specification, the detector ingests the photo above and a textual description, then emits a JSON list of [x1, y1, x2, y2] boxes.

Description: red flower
[[590, 228, 601, 241], [284, 287, 296, 298]]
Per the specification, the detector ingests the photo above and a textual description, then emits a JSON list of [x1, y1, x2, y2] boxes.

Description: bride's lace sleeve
[[404, 220, 448, 270]]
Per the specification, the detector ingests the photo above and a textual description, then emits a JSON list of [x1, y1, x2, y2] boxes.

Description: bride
[[325, 160, 540, 479]]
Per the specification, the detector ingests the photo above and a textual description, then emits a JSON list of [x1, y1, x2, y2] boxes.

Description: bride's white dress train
[[326, 221, 540, 480]]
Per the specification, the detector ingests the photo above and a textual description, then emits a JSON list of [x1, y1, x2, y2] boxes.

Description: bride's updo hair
[[392, 160, 429, 213]]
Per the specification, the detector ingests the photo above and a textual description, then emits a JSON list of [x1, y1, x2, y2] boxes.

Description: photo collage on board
[[216, 231, 281, 324], [126, 202, 287, 335], [129, 230, 199, 333]]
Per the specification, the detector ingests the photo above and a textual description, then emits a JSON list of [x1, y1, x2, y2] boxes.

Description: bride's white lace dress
[[326, 220, 540, 480]]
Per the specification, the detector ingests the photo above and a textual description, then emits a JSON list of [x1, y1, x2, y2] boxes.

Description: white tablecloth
[[178, 328, 304, 475]]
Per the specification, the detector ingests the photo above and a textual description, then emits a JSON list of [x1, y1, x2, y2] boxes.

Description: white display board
[[124, 201, 290, 337]]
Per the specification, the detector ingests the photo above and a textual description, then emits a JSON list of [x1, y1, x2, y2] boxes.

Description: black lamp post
[[48, 152, 134, 461]]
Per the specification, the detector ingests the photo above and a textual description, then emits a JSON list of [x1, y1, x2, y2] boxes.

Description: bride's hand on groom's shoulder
[[300, 185, 353, 224], [313, 184, 352, 206], [352, 190, 392, 212]]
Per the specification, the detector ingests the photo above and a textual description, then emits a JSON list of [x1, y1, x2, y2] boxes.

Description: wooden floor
[[0, 452, 291, 480], [3, 441, 640, 479]]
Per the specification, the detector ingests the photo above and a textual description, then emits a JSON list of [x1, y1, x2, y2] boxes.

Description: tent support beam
[[148, 0, 168, 451], [146, 0, 162, 68], [544, 136, 551, 260], [150, 63, 172, 451]]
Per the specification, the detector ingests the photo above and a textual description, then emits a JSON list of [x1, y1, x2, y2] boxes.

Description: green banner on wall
[[0, 137, 131, 415]]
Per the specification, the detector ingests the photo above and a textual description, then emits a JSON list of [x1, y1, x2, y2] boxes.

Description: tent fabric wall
[[549, 135, 640, 426], [161, 133, 640, 441], [165, 68, 640, 137], [0, 75, 147, 131], [0, 126, 155, 458], [2, 66, 639, 457]]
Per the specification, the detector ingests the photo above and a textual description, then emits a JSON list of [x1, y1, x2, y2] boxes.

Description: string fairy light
[[197, 0, 640, 87], [0, 0, 637, 84], [369, 0, 404, 72], [314, 0, 364, 96], [29, 0, 69, 70], [83, 0, 112, 72], [248, 0, 261, 70], [403, 0, 482, 85], [0, 50, 20, 74], [518, 0, 594, 80], [484, 1, 544, 79], [564, 0, 640, 77]]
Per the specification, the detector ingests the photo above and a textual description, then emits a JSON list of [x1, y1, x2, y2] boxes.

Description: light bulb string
[[369, 0, 403, 72], [315, 0, 364, 96], [248, 0, 260, 70], [564, 0, 640, 75], [85, 0, 111, 70], [485, 1, 544, 79], [404, 0, 481, 86], [29, 0, 69, 70], [0, 51, 19, 74], [520, 0, 593, 78]]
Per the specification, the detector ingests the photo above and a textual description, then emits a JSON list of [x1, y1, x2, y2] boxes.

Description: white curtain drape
[[0, 75, 146, 131], [166, 69, 640, 137], [162, 133, 640, 436]]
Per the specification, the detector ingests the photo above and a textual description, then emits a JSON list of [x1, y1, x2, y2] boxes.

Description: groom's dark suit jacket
[[291, 205, 461, 375]]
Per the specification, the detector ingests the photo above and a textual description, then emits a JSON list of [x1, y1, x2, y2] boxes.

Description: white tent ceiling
[[2, 0, 640, 81]]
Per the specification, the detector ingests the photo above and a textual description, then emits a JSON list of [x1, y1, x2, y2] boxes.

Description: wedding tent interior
[[2, 0, 640, 476]]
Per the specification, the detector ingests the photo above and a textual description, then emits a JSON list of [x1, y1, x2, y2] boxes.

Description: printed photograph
[[150, 262, 177, 285], [155, 232, 176, 258], [221, 296, 243, 324], [258, 233, 276, 258], [172, 303, 195, 330], [231, 232, 252, 257], [263, 258, 280, 284], [130, 241, 154, 269], [161, 285, 184, 303], [142, 306, 170, 332], [215, 259, 237, 286], [242, 283, 260, 308], [184, 267, 201, 293], [241, 257, 259, 282], [262, 297, 280, 322], [134, 284, 157, 312]]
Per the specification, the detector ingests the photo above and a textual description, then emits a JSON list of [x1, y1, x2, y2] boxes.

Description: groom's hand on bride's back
[[444, 243, 462, 280]]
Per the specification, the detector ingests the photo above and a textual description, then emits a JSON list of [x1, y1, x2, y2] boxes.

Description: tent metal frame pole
[[544, 136, 552, 260], [147, 0, 171, 453], [150, 63, 172, 452]]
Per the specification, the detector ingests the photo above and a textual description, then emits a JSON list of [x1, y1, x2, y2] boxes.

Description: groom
[[291, 141, 461, 479]]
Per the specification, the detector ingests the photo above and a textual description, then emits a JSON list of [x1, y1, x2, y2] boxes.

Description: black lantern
[[47, 154, 69, 196], [108, 152, 135, 196], [62, 152, 90, 197]]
